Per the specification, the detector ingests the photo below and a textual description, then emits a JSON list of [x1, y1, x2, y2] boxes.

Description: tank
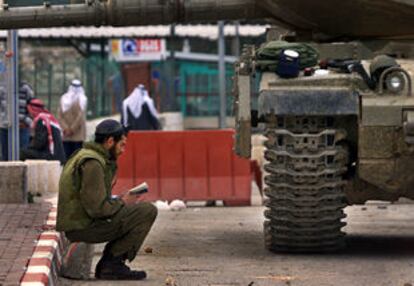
[[1, 0, 414, 253], [233, 42, 414, 252]]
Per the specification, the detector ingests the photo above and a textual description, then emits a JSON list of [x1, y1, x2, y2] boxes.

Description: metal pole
[[47, 64, 52, 111], [168, 24, 176, 112], [218, 21, 226, 129], [233, 21, 240, 57], [86, 41, 94, 118], [7, 30, 18, 161], [34, 58, 37, 95], [62, 60, 66, 93], [100, 38, 106, 115]]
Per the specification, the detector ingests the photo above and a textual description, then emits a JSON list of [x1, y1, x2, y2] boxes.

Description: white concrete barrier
[[25, 160, 62, 195], [37, 160, 49, 195], [0, 160, 61, 203], [25, 160, 48, 195], [25, 160, 39, 195], [0, 162, 27, 203], [159, 112, 184, 131], [47, 161, 62, 193]]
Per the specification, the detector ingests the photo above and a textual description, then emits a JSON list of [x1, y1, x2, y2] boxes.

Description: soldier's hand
[[120, 192, 140, 205]]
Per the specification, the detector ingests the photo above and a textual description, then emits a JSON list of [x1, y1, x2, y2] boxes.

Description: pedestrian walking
[[21, 98, 66, 164], [0, 82, 34, 161], [121, 84, 160, 131], [57, 79, 87, 159], [56, 119, 157, 280]]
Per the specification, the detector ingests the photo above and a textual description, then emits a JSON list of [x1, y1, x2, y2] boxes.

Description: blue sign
[[122, 39, 137, 55], [152, 70, 160, 80]]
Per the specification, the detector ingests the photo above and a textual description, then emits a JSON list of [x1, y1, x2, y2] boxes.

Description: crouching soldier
[[56, 119, 157, 280]]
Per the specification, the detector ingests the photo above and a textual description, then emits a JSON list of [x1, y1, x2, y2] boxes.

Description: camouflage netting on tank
[[256, 41, 319, 71]]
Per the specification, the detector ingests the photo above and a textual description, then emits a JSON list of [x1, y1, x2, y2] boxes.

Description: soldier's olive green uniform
[[56, 142, 157, 261]]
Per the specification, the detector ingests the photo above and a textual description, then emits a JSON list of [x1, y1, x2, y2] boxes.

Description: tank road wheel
[[263, 116, 348, 252]]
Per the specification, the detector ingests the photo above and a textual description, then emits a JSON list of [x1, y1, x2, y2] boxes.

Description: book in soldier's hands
[[128, 182, 149, 195]]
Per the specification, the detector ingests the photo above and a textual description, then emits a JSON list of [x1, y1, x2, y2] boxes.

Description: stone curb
[[20, 207, 66, 286]]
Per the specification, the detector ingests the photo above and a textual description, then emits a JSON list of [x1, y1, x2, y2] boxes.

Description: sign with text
[[111, 39, 167, 62]]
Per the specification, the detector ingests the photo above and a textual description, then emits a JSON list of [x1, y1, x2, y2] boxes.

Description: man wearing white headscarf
[[121, 84, 160, 131], [57, 79, 88, 159]]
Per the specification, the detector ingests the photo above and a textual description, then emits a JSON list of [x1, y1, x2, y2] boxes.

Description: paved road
[[60, 202, 414, 286]]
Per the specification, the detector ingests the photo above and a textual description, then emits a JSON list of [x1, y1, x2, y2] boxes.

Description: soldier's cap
[[95, 119, 125, 137]]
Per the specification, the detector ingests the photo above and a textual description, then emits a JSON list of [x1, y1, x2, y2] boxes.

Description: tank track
[[263, 116, 348, 252]]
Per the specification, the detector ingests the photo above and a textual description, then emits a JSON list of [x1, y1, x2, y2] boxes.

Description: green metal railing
[[21, 55, 122, 119], [178, 61, 234, 116], [152, 60, 235, 117], [21, 57, 255, 120]]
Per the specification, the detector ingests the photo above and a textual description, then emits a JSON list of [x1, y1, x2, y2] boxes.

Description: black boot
[[95, 251, 147, 280], [94, 243, 113, 276]]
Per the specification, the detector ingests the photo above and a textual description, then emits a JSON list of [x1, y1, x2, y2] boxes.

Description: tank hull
[[262, 0, 414, 39]]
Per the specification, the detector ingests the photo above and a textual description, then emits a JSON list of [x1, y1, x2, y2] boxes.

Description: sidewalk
[[0, 202, 52, 285]]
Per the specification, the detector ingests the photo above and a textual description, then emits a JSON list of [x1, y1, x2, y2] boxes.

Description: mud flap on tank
[[233, 72, 251, 158], [234, 46, 255, 158]]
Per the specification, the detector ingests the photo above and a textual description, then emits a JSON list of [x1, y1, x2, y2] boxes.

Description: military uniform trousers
[[65, 202, 157, 261]]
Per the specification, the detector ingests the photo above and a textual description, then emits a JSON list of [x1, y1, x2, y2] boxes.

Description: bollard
[[60, 242, 95, 279]]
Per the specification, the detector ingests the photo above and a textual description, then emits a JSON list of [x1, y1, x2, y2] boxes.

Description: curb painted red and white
[[20, 207, 66, 286]]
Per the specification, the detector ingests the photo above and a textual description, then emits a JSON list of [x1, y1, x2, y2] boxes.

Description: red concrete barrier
[[113, 130, 252, 205]]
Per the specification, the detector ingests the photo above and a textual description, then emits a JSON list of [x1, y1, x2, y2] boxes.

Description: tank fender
[[258, 88, 359, 116]]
